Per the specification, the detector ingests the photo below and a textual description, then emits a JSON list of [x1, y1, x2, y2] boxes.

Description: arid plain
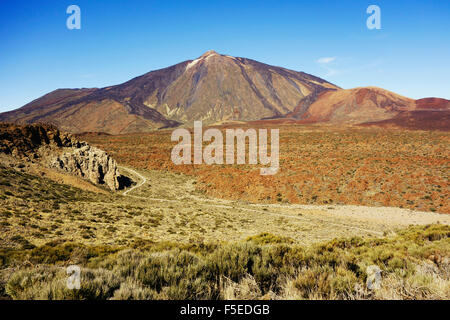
[[0, 122, 449, 300]]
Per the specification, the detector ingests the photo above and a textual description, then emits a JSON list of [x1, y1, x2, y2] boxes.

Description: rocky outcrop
[[50, 145, 122, 190], [0, 123, 73, 158], [0, 123, 131, 190]]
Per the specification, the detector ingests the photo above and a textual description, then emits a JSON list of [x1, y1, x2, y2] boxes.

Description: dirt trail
[[119, 166, 450, 241], [121, 167, 147, 196]]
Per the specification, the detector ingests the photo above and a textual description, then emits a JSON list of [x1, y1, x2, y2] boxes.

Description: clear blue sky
[[0, 0, 449, 112]]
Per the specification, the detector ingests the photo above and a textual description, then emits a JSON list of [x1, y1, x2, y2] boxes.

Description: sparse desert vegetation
[[1, 225, 449, 300], [1, 0, 449, 304], [0, 156, 449, 300], [1, 124, 449, 300], [82, 125, 449, 214]]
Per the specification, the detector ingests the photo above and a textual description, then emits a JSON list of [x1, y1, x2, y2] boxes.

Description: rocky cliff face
[[0, 122, 73, 157], [0, 123, 130, 190], [49, 145, 122, 191]]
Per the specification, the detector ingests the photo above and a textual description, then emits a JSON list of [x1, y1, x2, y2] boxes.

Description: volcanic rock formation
[[0, 123, 130, 190]]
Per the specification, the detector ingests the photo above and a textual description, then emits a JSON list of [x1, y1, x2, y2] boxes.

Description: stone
[[50, 145, 122, 190], [0, 123, 130, 191]]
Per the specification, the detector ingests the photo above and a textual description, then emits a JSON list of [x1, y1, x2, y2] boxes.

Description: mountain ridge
[[1, 50, 448, 132]]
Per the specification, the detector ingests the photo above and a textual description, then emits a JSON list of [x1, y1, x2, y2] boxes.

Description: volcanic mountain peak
[[186, 50, 221, 70], [0, 51, 340, 133], [200, 49, 219, 57], [3, 51, 446, 133], [186, 50, 241, 71]]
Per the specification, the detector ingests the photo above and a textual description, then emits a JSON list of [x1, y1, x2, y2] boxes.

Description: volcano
[[1, 51, 448, 133], [0, 51, 338, 133]]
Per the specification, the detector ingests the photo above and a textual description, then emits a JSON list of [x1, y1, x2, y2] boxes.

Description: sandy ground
[[260, 203, 450, 228], [118, 166, 449, 244]]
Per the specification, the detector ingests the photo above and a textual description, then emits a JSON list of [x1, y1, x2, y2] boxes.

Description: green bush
[[1, 224, 449, 300]]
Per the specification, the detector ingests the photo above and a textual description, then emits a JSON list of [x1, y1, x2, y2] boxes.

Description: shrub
[[6, 267, 120, 300], [111, 279, 157, 300], [246, 232, 293, 245], [1, 224, 449, 300]]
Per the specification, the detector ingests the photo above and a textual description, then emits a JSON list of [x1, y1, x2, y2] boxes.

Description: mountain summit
[[0, 51, 339, 133], [1, 51, 448, 133], [141, 50, 339, 124]]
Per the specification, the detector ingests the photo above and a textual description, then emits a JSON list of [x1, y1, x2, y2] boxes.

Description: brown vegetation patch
[[81, 125, 450, 213]]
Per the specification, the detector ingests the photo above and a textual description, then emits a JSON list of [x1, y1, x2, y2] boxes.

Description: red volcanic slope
[[282, 87, 449, 129], [361, 110, 450, 131], [415, 98, 450, 110], [286, 87, 416, 124]]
